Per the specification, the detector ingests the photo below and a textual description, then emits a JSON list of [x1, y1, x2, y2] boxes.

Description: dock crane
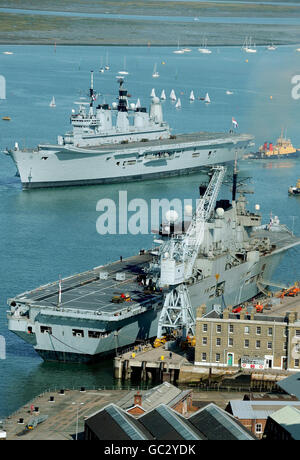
[[156, 165, 227, 340]]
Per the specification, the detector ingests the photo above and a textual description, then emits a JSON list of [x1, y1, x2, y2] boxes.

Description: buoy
[[245, 59, 248, 63]]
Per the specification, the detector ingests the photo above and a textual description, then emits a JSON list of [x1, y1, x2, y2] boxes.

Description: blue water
[[0, 44, 299, 418]]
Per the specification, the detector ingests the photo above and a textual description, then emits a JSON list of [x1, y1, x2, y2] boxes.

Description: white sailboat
[[160, 89, 166, 100], [170, 89, 177, 101], [152, 63, 159, 78], [267, 43, 276, 51], [189, 90, 195, 101], [118, 57, 129, 75], [204, 93, 211, 104], [150, 88, 156, 98], [99, 56, 104, 73], [105, 52, 110, 70], [49, 96, 56, 107], [242, 37, 257, 53], [198, 36, 212, 54], [173, 39, 185, 54], [226, 90, 233, 95], [136, 98, 141, 109], [175, 98, 181, 109]]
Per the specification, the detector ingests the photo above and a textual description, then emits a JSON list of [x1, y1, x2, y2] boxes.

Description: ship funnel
[[269, 142, 273, 151], [150, 96, 163, 123]]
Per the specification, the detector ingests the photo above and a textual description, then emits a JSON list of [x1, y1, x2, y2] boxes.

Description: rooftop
[[117, 382, 189, 412], [229, 399, 300, 420], [269, 406, 300, 440]]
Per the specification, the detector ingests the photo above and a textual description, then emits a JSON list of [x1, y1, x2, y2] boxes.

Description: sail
[[152, 63, 159, 78], [204, 93, 210, 103], [50, 96, 56, 107], [189, 90, 195, 101], [151, 88, 156, 98], [170, 89, 176, 101], [136, 98, 141, 108], [175, 98, 181, 108], [160, 90, 166, 100]]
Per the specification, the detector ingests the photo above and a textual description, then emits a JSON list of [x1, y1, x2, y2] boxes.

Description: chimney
[[223, 308, 230, 319], [196, 304, 206, 318], [134, 391, 142, 406]]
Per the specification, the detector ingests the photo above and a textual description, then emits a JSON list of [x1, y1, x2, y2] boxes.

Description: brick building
[[226, 399, 300, 439], [195, 303, 300, 372]]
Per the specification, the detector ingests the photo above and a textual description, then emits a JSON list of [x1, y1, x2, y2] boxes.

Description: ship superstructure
[[5, 72, 254, 189], [7, 167, 300, 363]]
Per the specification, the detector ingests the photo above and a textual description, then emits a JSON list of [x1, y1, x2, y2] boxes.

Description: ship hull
[[249, 151, 299, 160], [9, 135, 252, 189], [8, 250, 285, 363]]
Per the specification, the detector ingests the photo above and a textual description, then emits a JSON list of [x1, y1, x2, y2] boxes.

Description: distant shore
[[1, 1, 300, 46]]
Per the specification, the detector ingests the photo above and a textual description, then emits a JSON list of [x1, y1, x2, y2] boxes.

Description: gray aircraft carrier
[[7, 167, 300, 363]]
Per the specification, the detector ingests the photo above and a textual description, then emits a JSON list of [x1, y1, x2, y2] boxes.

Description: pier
[[114, 344, 191, 383]]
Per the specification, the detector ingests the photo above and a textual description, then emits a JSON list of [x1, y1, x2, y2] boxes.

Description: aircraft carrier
[[5, 72, 254, 189], [7, 166, 300, 363]]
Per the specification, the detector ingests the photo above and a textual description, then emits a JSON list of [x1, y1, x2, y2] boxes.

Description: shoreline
[[1, 41, 300, 46]]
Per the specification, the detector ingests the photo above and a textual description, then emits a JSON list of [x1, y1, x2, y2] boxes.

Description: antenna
[[232, 152, 238, 202]]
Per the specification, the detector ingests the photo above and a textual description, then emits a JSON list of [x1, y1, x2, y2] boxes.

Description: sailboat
[[150, 88, 156, 98], [267, 43, 276, 51], [152, 63, 159, 78], [136, 98, 141, 109], [189, 90, 195, 101], [105, 52, 110, 70], [99, 56, 104, 73], [242, 37, 257, 53], [175, 98, 181, 109], [198, 36, 212, 54], [226, 90, 233, 95], [118, 57, 129, 75], [173, 39, 185, 54], [170, 89, 177, 101], [160, 89, 166, 100], [204, 93, 211, 104], [49, 96, 56, 108]]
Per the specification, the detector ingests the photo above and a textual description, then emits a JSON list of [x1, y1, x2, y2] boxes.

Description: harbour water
[[0, 44, 299, 418]]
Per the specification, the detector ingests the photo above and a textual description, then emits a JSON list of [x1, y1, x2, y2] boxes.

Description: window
[[256, 327, 261, 335], [283, 342, 287, 351], [40, 326, 52, 334], [256, 340, 261, 349], [296, 330, 300, 337], [216, 338, 221, 347], [229, 324, 234, 334], [268, 327, 273, 336], [88, 331, 101, 339], [295, 359, 299, 368], [202, 324, 208, 333], [255, 424, 262, 434], [244, 339, 249, 348], [228, 338, 233, 347], [202, 337, 208, 346], [267, 342, 272, 350], [216, 324, 222, 333], [244, 326, 250, 334], [72, 329, 84, 338], [202, 353, 207, 362], [216, 353, 220, 362]]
